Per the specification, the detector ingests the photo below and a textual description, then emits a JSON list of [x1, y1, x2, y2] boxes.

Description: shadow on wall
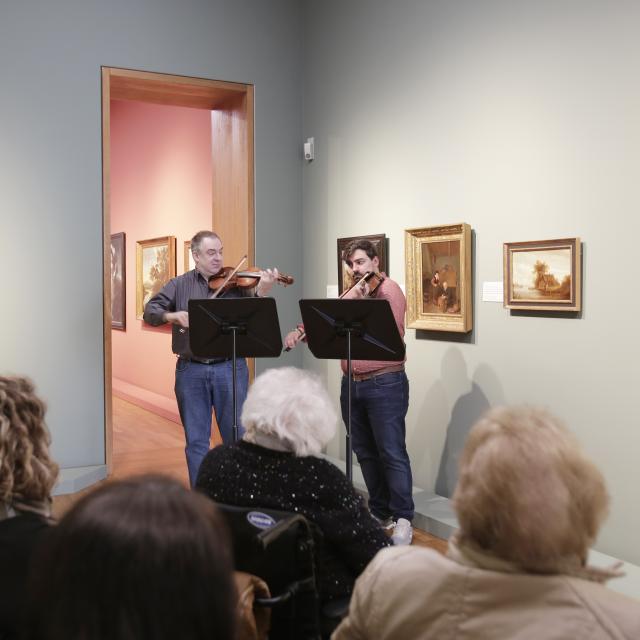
[[408, 376, 447, 491], [434, 355, 505, 498]]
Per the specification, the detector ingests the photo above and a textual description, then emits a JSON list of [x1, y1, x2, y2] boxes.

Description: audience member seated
[[0, 376, 58, 640], [333, 406, 640, 639], [25, 475, 236, 640], [196, 366, 390, 604]]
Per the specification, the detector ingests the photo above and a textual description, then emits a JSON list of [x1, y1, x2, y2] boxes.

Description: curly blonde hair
[[454, 406, 609, 571], [0, 376, 59, 504]]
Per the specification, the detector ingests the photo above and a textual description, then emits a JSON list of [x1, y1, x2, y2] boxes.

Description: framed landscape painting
[[136, 236, 176, 319], [503, 237, 581, 311], [405, 223, 472, 332], [110, 232, 126, 330], [337, 234, 387, 295]]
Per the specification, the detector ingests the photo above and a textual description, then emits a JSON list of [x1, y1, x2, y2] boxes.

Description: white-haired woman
[[333, 406, 640, 640], [196, 367, 389, 603], [0, 376, 58, 640]]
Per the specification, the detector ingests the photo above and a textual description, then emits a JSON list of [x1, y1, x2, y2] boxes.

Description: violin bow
[[209, 255, 248, 299]]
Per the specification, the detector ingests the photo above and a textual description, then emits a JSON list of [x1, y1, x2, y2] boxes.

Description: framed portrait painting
[[503, 238, 581, 311], [405, 223, 472, 332], [337, 234, 387, 295], [110, 232, 126, 330], [136, 236, 177, 319]]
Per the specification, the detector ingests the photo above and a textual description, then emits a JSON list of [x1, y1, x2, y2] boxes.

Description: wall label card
[[482, 281, 503, 302]]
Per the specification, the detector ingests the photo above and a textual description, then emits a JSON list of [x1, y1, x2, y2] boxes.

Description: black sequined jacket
[[195, 440, 390, 600]]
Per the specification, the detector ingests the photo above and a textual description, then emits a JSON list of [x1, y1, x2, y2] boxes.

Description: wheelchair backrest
[[215, 503, 322, 639]]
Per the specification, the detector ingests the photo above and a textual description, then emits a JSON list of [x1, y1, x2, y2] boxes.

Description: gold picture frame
[[405, 223, 472, 332], [503, 237, 581, 311], [136, 236, 176, 319], [110, 232, 126, 330]]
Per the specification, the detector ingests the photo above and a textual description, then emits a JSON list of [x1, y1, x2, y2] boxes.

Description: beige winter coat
[[332, 539, 640, 640]]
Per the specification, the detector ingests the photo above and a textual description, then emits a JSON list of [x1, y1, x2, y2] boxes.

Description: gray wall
[[302, 0, 640, 564], [0, 0, 303, 465]]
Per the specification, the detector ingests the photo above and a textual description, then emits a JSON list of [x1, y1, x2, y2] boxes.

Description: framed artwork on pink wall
[[110, 232, 126, 330], [136, 236, 176, 319], [184, 240, 196, 273]]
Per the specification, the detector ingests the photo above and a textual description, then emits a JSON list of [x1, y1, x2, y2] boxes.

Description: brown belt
[[349, 364, 405, 382]]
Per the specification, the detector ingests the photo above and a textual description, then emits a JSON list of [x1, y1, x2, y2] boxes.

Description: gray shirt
[[143, 269, 252, 358]]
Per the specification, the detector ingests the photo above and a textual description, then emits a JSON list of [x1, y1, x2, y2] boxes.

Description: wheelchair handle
[[254, 576, 316, 607], [257, 513, 310, 547]]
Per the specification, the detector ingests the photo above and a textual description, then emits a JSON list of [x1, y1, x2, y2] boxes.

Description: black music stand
[[299, 298, 405, 481], [188, 297, 282, 442]]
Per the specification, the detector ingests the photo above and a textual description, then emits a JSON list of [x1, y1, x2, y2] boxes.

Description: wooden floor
[[54, 397, 447, 554], [111, 397, 189, 485]]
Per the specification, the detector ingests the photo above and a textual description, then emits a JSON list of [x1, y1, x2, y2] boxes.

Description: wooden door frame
[[102, 67, 255, 472]]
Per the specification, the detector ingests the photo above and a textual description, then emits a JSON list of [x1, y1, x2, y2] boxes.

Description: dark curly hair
[[342, 239, 378, 263]]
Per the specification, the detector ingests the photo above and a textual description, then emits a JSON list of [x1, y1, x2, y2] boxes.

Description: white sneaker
[[391, 518, 413, 545], [372, 514, 395, 530]]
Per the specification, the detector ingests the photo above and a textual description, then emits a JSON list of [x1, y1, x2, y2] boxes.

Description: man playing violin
[[144, 230, 278, 486], [284, 239, 414, 545]]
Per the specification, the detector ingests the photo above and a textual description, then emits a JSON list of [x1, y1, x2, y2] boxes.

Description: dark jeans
[[175, 358, 249, 486], [340, 371, 414, 521]]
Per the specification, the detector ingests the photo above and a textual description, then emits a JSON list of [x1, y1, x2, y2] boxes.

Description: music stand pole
[[298, 298, 406, 483], [346, 330, 353, 480], [232, 325, 239, 442]]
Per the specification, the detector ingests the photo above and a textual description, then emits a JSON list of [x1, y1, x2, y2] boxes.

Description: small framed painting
[[503, 238, 581, 311], [110, 232, 126, 330], [184, 240, 196, 273], [405, 223, 472, 332], [136, 236, 176, 319]]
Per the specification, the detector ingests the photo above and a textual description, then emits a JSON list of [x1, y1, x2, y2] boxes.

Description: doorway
[[101, 67, 255, 474]]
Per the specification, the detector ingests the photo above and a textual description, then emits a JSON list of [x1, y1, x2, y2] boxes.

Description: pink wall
[[110, 100, 213, 419]]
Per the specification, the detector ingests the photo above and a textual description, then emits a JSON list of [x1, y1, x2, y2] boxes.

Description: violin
[[349, 270, 384, 297], [207, 256, 294, 297], [283, 271, 384, 351]]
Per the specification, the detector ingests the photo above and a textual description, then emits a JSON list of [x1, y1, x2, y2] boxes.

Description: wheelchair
[[215, 503, 349, 640]]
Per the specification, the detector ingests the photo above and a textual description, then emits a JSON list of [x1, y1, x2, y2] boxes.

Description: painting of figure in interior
[[421, 240, 461, 314], [406, 223, 472, 332]]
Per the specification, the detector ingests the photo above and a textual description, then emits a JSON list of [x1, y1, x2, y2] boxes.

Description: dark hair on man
[[190, 230, 221, 255], [26, 475, 236, 640], [342, 239, 378, 263]]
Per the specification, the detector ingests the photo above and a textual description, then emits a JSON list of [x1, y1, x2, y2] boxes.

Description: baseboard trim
[[113, 377, 180, 424], [53, 465, 108, 495]]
